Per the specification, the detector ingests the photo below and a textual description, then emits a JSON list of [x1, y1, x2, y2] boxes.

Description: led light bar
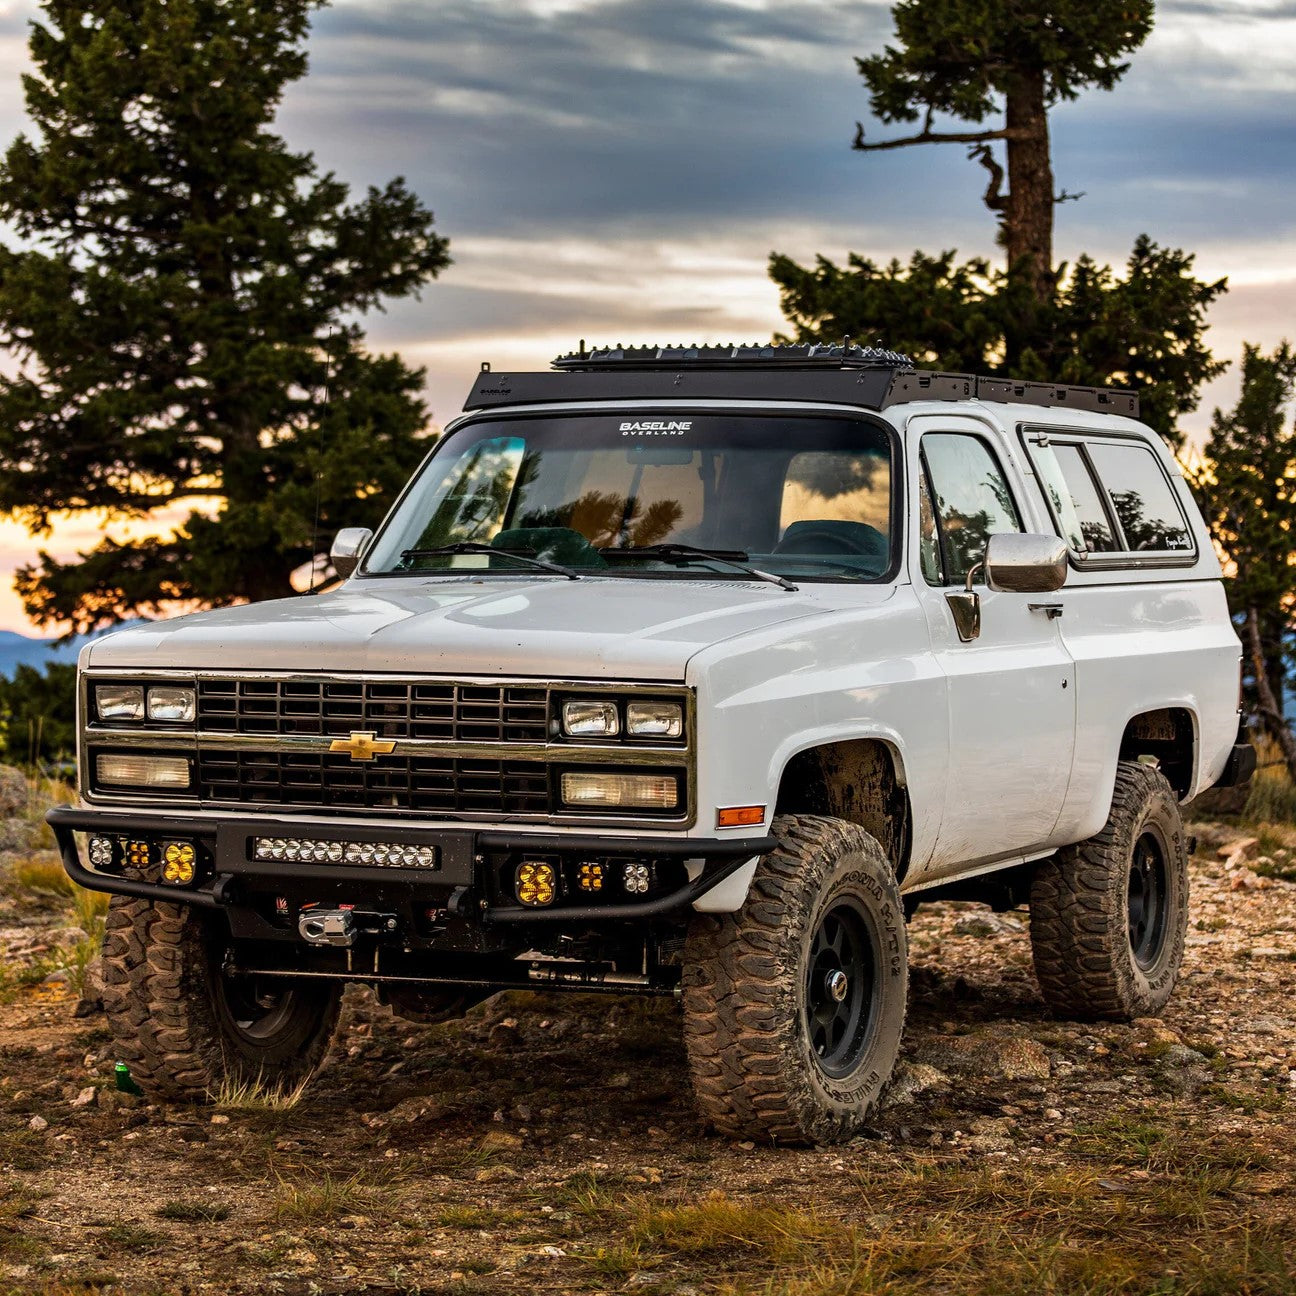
[[252, 837, 439, 869]]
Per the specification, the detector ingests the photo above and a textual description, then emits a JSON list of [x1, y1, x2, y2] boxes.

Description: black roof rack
[[553, 342, 915, 370], [462, 343, 1139, 418]]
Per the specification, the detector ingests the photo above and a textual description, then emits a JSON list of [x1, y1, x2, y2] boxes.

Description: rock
[[915, 1034, 1051, 1081], [1125, 1019, 1182, 1058], [481, 1130, 523, 1152], [0, 765, 28, 817], [41, 969, 71, 987], [475, 1165, 520, 1182], [953, 912, 1024, 937], [69, 1086, 97, 1108], [885, 1061, 951, 1106], [1219, 837, 1259, 867], [387, 1096, 443, 1124], [27, 1115, 48, 1131], [0, 819, 40, 853]]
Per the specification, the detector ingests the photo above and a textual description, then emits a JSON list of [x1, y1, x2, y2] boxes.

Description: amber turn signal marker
[[717, 805, 765, 828]]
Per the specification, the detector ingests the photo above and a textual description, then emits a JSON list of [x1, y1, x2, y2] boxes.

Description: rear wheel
[[100, 896, 341, 1101], [682, 815, 907, 1144], [1029, 760, 1189, 1020]]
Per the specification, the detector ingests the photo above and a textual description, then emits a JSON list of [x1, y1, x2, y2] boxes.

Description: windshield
[[364, 413, 895, 582]]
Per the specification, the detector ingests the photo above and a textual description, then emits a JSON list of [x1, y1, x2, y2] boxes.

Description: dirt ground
[[0, 818, 1293, 1296]]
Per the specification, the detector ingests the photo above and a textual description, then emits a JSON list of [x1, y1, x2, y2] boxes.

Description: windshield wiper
[[398, 542, 582, 581], [599, 543, 798, 592]]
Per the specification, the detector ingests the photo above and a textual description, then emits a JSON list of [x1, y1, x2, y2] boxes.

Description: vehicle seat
[[491, 527, 606, 568]]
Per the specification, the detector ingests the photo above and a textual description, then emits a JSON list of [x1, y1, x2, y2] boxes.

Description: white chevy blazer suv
[[52, 343, 1254, 1143]]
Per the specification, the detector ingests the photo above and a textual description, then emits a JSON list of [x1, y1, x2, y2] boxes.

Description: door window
[[921, 433, 1024, 586]]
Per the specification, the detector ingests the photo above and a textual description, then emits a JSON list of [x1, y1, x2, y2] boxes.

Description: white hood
[[84, 575, 856, 681]]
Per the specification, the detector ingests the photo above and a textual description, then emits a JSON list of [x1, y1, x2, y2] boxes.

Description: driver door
[[910, 416, 1076, 875]]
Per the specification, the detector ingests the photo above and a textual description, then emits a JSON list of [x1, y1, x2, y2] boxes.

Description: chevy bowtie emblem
[[329, 731, 396, 762]]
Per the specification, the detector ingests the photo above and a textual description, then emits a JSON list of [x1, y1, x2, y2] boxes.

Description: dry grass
[[8, 856, 73, 897], [271, 1167, 392, 1223], [208, 1071, 312, 1111]]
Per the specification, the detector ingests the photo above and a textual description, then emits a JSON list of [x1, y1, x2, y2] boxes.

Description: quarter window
[[1085, 441, 1193, 553], [921, 433, 1024, 586]]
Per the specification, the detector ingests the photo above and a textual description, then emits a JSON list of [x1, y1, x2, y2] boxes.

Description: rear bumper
[[47, 805, 775, 922]]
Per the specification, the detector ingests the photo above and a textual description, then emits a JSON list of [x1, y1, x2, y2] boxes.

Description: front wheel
[[682, 815, 907, 1144], [1029, 760, 1189, 1021], [100, 897, 342, 1101]]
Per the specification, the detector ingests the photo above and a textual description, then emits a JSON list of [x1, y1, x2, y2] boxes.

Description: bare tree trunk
[[1246, 607, 1296, 783], [1003, 69, 1054, 304]]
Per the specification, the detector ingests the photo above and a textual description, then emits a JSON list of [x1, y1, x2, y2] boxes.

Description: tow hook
[[297, 907, 398, 948]]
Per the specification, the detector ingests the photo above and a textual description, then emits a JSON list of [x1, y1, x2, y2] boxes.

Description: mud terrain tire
[[101, 896, 342, 1101], [1030, 760, 1189, 1021], [682, 815, 907, 1144]]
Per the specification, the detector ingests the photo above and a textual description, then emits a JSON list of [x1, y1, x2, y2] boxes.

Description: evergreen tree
[[854, 0, 1154, 301], [0, 0, 451, 634], [1193, 343, 1296, 729], [0, 662, 77, 768], [770, 238, 1225, 448]]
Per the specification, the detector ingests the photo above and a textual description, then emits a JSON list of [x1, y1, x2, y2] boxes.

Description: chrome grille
[[196, 750, 551, 815], [196, 678, 550, 743]]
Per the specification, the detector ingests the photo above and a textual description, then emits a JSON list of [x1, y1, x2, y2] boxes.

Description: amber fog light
[[560, 771, 679, 810], [96, 753, 191, 789], [515, 861, 557, 906], [161, 841, 196, 885]]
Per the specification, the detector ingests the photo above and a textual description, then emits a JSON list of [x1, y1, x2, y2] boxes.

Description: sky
[[0, 0, 1293, 634]]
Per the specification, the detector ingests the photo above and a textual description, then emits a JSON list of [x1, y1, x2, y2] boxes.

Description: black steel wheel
[[682, 815, 908, 1144], [805, 899, 879, 1080], [1127, 828, 1170, 970], [1030, 761, 1189, 1021]]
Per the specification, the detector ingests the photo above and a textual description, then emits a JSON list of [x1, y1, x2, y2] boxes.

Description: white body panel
[[81, 396, 1243, 907]]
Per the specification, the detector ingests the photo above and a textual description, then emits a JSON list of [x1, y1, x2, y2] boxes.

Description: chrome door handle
[[1028, 602, 1064, 620]]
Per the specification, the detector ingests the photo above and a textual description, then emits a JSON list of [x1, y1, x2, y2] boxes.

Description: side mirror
[[330, 527, 373, 579], [983, 532, 1068, 594]]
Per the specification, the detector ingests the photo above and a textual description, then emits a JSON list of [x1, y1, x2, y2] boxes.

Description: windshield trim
[[355, 403, 904, 587]]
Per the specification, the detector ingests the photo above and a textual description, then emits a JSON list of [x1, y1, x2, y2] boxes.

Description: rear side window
[[1026, 432, 1194, 561], [1085, 442, 1193, 553]]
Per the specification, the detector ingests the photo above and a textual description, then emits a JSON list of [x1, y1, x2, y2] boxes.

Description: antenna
[[309, 327, 335, 594]]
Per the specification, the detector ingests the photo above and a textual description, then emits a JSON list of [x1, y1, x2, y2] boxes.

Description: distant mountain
[[0, 624, 137, 679]]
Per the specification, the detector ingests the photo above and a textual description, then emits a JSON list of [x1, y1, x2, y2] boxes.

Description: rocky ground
[[0, 796, 1292, 1295]]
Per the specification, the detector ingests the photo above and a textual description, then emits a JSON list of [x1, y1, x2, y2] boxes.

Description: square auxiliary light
[[562, 699, 619, 738], [626, 700, 683, 739]]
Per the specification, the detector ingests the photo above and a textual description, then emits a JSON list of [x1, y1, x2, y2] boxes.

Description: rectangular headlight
[[626, 700, 683, 739], [562, 700, 620, 738], [560, 771, 679, 810], [96, 684, 145, 722], [95, 753, 191, 789], [147, 685, 196, 723]]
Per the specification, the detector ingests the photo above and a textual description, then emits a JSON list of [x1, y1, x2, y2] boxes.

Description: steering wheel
[[775, 524, 885, 557]]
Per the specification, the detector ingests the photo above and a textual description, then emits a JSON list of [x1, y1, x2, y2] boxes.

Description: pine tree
[[770, 238, 1225, 448], [1193, 344, 1296, 739], [854, 1, 1154, 301], [0, 0, 451, 634]]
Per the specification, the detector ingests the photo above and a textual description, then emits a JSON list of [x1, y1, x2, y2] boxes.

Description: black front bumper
[[48, 805, 775, 922]]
